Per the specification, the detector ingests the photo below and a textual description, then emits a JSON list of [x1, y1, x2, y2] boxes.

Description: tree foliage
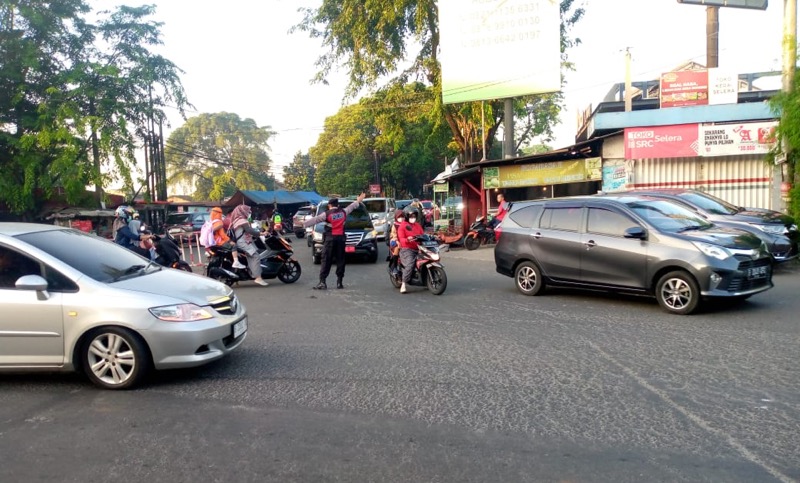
[[294, 0, 584, 163], [0, 1, 189, 215], [309, 83, 455, 197], [165, 112, 277, 201], [283, 151, 316, 191], [770, 82, 800, 219]]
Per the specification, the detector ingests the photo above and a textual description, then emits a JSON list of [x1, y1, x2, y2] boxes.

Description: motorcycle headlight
[[752, 223, 787, 236], [692, 241, 732, 261], [313, 230, 323, 242], [149, 304, 213, 322]]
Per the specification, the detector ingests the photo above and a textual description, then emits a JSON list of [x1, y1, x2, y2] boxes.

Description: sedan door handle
[[583, 239, 596, 249], [530, 231, 542, 239]]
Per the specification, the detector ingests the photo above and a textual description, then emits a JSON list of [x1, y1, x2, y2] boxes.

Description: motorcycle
[[387, 234, 447, 295], [205, 232, 301, 286], [464, 215, 496, 251], [140, 227, 193, 272]]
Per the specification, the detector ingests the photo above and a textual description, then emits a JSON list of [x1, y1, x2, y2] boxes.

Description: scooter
[[464, 215, 496, 251], [387, 234, 447, 295], [205, 232, 301, 286], [140, 227, 193, 272]]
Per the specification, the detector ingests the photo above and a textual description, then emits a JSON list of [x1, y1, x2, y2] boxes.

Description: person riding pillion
[[397, 210, 425, 294], [303, 193, 366, 290]]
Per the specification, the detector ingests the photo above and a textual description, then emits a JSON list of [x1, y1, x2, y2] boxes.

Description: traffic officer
[[304, 192, 366, 289]]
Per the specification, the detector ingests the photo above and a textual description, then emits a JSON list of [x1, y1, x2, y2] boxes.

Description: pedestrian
[[397, 209, 424, 293], [303, 192, 366, 290], [229, 204, 269, 286]]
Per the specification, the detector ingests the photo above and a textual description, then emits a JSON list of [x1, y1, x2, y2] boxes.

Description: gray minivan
[[362, 197, 396, 240], [494, 193, 774, 315]]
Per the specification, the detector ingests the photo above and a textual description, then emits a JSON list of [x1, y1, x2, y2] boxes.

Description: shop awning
[[225, 190, 326, 207]]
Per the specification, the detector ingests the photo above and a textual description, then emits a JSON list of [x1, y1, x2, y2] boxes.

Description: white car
[[0, 223, 247, 389]]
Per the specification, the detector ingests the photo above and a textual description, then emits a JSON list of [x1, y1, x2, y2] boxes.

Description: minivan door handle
[[583, 239, 596, 249], [530, 231, 542, 239]]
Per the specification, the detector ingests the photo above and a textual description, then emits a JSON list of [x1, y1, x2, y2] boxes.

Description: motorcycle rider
[[114, 206, 153, 258], [489, 193, 509, 229], [397, 209, 425, 293], [210, 207, 244, 269], [229, 204, 269, 286]]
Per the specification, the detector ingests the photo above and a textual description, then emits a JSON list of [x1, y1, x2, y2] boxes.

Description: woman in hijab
[[229, 204, 269, 286]]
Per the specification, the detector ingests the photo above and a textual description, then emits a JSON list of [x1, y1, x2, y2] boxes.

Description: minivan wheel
[[655, 271, 700, 315], [514, 261, 544, 296], [81, 327, 151, 390]]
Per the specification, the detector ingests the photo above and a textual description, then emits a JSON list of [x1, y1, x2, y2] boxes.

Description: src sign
[[624, 124, 700, 159]]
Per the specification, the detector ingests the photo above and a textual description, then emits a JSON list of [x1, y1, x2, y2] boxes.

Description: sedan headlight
[[692, 241, 732, 260], [149, 304, 213, 322]]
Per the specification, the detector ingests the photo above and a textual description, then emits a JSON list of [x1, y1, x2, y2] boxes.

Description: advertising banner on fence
[[698, 121, 777, 157], [496, 158, 601, 188], [624, 124, 700, 159]]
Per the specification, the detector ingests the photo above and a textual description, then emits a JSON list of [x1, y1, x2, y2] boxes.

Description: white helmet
[[115, 205, 133, 221]]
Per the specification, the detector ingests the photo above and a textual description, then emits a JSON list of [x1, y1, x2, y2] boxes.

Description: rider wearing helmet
[[397, 209, 424, 293], [114, 206, 152, 258]]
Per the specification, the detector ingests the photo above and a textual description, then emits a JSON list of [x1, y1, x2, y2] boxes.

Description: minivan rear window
[[363, 200, 387, 213], [508, 205, 542, 228]]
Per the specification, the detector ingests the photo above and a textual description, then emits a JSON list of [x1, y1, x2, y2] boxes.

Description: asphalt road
[[1, 240, 799, 482]]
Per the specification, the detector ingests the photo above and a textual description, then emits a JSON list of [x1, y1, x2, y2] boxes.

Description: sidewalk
[[440, 244, 495, 262]]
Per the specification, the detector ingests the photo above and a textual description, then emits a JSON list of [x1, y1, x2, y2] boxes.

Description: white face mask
[[409, 217, 417, 224]]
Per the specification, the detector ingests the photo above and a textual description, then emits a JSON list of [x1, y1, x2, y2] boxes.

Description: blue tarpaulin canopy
[[225, 190, 325, 207]]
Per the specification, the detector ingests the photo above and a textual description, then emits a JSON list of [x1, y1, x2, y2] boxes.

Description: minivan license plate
[[232, 319, 247, 338], [746, 266, 768, 280]]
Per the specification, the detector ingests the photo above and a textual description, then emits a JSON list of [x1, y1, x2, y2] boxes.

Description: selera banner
[[624, 124, 700, 159], [439, 0, 561, 104], [495, 158, 602, 188], [699, 121, 777, 157]]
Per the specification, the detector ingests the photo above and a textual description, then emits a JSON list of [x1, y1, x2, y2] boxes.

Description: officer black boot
[[313, 280, 327, 290], [336, 278, 344, 289]]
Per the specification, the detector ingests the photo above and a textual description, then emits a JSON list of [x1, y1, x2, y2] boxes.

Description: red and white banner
[[624, 124, 700, 159], [699, 121, 777, 157]]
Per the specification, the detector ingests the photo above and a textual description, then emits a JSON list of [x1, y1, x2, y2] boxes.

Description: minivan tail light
[[495, 225, 502, 241]]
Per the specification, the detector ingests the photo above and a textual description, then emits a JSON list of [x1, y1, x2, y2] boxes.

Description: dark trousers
[[320, 234, 346, 281]]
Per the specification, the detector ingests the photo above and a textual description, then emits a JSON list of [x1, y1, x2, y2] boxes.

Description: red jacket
[[398, 221, 424, 250]]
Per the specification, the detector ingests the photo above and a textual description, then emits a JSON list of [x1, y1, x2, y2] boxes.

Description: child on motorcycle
[[397, 210, 425, 293], [387, 209, 405, 276], [210, 207, 244, 269]]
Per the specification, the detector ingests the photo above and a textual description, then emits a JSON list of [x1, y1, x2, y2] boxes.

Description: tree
[[309, 84, 455, 197], [293, 0, 583, 163], [770, 82, 800, 219], [283, 151, 316, 191], [165, 112, 277, 201], [0, 2, 189, 215]]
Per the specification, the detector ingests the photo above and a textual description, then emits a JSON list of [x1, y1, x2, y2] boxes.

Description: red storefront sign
[[624, 124, 700, 159], [660, 71, 709, 108]]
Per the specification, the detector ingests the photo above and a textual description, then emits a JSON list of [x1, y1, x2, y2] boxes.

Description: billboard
[[624, 124, 700, 159], [660, 68, 739, 108], [698, 121, 777, 156], [492, 158, 601, 188], [676, 0, 768, 10], [439, 0, 561, 104]]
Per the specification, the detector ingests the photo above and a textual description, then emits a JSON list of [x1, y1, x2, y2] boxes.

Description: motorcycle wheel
[[464, 235, 480, 251], [277, 260, 302, 284], [389, 267, 402, 289], [173, 261, 193, 272], [426, 266, 447, 295]]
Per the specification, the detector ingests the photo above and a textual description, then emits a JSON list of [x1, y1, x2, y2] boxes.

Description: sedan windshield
[[626, 199, 713, 233], [18, 229, 157, 283], [677, 192, 739, 215]]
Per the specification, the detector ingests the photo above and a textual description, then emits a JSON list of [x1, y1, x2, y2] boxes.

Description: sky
[[103, 0, 787, 182]]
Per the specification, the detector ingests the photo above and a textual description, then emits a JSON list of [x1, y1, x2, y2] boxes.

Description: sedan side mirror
[[624, 226, 647, 240]]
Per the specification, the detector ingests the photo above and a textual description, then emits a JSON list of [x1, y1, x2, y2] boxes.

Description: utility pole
[[503, 98, 514, 159], [624, 48, 633, 112], [706, 6, 719, 68], [777, 0, 797, 211]]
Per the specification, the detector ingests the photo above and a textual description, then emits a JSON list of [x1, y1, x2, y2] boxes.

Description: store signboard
[[433, 182, 449, 193], [624, 124, 700, 159], [496, 158, 601, 188], [698, 121, 777, 157], [660, 69, 738, 108]]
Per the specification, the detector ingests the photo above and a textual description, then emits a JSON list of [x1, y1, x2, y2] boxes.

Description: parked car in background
[[0, 223, 247, 389], [292, 205, 316, 238], [440, 196, 463, 219], [494, 194, 774, 315], [165, 212, 209, 240], [309, 200, 378, 263], [624, 189, 799, 262], [362, 197, 396, 240]]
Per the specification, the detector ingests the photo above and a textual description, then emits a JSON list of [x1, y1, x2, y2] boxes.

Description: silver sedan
[[0, 223, 248, 389]]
